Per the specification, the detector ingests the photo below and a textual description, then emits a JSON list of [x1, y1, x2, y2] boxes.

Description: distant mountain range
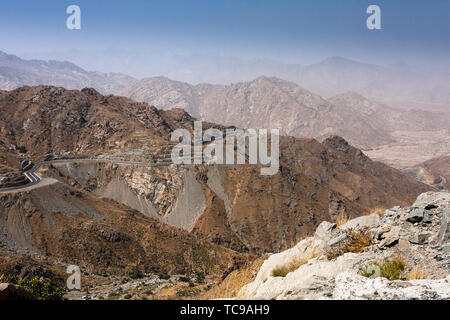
[[292, 56, 450, 110], [1, 50, 449, 111], [114, 54, 449, 110], [1, 49, 448, 157], [121, 76, 450, 149], [0, 51, 137, 94]]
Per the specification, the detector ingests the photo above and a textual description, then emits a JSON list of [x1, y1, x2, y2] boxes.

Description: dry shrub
[[336, 213, 349, 227], [200, 257, 265, 299], [271, 252, 318, 278], [271, 258, 308, 277], [407, 268, 426, 280], [325, 228, 373, 260]]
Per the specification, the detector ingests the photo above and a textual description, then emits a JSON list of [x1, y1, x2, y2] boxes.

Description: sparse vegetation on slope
[[360, 257, 406, 281], [271, 258, 309, 278], [201, 258, 265, 299], [407, 268, 426, 280], [325, 228, 373, 260]]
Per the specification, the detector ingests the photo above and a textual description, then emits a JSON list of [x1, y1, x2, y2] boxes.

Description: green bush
[[4, 275, 64, 300], [360, 258, 405, 281]]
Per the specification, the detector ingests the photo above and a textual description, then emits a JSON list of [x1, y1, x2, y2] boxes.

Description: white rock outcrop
[[238, 191, 450, 300]]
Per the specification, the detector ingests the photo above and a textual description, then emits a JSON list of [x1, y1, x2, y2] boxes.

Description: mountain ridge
[[0, 50, 137, 94], [121, 76, 450, 151]]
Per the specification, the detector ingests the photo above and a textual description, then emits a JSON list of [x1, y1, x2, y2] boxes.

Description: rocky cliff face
[[45, 136, 430, 254], [0, 180, 241, 279], [238, 192, 450, 300], [0, 86, 431, 256]]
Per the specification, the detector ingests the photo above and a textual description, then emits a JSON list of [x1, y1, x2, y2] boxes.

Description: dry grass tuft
[[407, 268, 426, 280], [364, 207, 386, 217], [336, 213, 349, 227], [271, 258, 308, 277], [325, 228, 373, 260], [271, 252, 318, 278]]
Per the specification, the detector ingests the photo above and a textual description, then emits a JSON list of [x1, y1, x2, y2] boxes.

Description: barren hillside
[[0, 86, 430, 256]]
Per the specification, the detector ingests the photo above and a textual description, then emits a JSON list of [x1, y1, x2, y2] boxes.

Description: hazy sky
[[1, 0, 449, 77]]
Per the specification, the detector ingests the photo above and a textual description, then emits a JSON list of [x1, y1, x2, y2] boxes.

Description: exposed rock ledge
[[238, 192, 450, 300]]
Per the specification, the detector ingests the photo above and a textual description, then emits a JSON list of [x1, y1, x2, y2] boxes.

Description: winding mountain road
[[0, 153, 218, 194], [0, 132, 250, 194], [0, 157, 176, 194]]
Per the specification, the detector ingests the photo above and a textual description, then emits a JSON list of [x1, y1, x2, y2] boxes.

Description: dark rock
[[406, 208, 424, 223], [434, 254, 443, 261], [0, 283, 36, 300]]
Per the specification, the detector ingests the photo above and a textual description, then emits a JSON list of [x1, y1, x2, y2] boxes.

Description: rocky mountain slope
[[0, 180, 239, 278], [237, 191, 450, 300], [0, 86, 431, 256], [327, 92, 449, 134], [0, 51, 137, 94], [120, 76, 450, 153], [405, 156, 450, 191]]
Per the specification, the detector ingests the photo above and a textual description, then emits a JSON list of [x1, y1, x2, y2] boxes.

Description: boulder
[[327, 234, 348, 248], [409, 233, 430, 245], [0, 283, 36, 300], [314, 221, 337, 242], [340, 214, 380, 230], [239, 253, 372, 300], [377, 225, 400, 248], [413, 192, 450, 210], [375, 225, 391, 239], [406, 208, 424, 223]]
